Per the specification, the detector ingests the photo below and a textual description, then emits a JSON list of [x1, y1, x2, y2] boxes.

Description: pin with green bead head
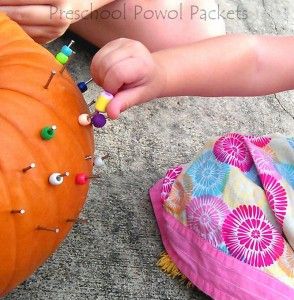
[[40, 125, 57, 140], [55, 52, 69, 65]]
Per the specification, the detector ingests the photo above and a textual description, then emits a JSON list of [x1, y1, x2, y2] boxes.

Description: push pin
[[22, 163, 36, 173], [37, 226, 60, 233], [78, 112, 96, 126], [91, 113, 107, 128], [61, 40, 75, 57], [95, 91, 114, 113], [75, 173, 100, 185], [60, 55, 74, 74], [40, 125, 57, 140], [49, 172, 70, 186], [66, 218, 88, 224], [78, 78, 93, 93], [44, 70, 56, 89], [94, 154, 110, 167], [11, 209, 26, 215], [88, 100, 95, 107]]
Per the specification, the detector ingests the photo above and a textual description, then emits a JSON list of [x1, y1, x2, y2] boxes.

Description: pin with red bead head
[[75, 173, 100, 185], [77, 78, 93, 93]]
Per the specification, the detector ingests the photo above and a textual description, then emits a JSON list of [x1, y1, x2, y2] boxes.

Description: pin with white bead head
[[37, 226, 60, 233], [43, 70, 56, 89], [22, 163, 36, 173], [78, 112, 97, 127], [11, 209, 26, 215], [49, 172, 70, 186], [94, 154, 110, 168]]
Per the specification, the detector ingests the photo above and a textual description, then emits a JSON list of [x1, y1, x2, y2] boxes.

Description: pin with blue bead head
[[56, 40, 75, 66], [77, 78, 93, 93], [61, 40, 75, 57]]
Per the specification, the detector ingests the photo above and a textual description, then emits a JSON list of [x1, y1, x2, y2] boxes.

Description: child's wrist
[[152, 52, 168, 99]]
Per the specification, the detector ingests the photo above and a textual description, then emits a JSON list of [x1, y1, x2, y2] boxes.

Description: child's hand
[[91, 38, 166, 119], [0, 0, 80, 44]]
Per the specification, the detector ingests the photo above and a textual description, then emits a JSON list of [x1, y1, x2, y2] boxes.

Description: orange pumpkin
[[0, 13, 94, 296]]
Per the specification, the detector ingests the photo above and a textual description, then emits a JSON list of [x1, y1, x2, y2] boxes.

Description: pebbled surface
[[5, 0, 294, 299]]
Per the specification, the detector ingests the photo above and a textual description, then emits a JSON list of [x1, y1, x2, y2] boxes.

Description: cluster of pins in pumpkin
[[77, 83, 113, 129], [12, 40, 111, 234]]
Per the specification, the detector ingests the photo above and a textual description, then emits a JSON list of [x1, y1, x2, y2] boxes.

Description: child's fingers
[[95, 48, 137, 85], [0, 5, 57, 25], [91, 39, 133, 79], [21, 24, 66, 43], [106, 87, 148, 120], [102, 57, 147, 94]]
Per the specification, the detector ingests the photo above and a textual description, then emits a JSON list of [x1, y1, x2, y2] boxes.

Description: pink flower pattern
[[260, 174, 288, 226], [245, 136, 272, 147], [247, 143, 280, 178], [161, 166, 183, 202], [213, 133, 253, 172], [186, 196, 230, 247], [222, 205, 284, 267]]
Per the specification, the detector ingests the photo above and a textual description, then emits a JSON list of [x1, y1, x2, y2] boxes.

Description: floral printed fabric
[[161, 133, 294, 288]]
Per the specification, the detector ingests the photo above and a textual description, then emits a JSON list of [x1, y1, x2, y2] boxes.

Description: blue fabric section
[[275, 163, 294, 189], [187, 150, 229, 197]]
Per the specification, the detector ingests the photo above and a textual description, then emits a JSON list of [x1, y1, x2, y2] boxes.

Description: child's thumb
[[106, 87, 149, 120]]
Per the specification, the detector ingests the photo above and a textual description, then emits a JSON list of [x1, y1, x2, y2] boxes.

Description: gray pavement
[[5, 0, 294, 299]]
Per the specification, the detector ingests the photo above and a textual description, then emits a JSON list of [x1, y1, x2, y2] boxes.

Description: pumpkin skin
[[0, 13, 94, 296]]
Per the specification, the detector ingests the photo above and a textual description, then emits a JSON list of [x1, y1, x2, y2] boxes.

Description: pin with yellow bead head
[[95, 91, 114, 113]]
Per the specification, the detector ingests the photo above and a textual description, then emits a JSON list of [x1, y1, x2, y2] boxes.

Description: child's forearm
[[153, 34, 294, 98]]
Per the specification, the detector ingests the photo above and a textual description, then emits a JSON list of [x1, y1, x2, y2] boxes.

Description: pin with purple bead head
[[78, 112, 107, 128], [91, 112, 107, 128]]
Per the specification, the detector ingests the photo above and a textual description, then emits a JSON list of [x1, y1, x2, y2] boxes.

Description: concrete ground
[[6, 0, 294, 299]]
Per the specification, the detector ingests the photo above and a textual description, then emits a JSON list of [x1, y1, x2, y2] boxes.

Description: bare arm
[[154, 34, 294, 97], [92, 35, 294, 119]]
